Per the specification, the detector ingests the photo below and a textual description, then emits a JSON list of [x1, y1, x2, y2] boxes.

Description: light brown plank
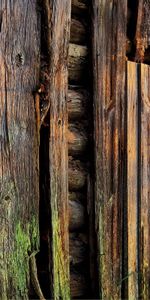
[[127, 61, 139, 299], [139, 64, 150, 299], [47, 1, 71, 299]]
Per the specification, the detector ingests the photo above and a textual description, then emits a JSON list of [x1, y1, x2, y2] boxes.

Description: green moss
[[52, 209, 70, 300], [10, 217, 39, 298]]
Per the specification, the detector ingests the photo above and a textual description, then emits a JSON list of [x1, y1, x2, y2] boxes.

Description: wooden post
[[0, 1, 40, 299], [92, 1, 127, 298], [127, 62, 139, 299], [48, 0, 71, 299], [139, 64, 150, 299]]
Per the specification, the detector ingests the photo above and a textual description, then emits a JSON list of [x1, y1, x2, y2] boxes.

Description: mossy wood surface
[[0, 1, 40, 299]]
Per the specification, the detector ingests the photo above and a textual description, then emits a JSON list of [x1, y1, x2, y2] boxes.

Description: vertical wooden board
[[135, 0, 150, 61], [92, 0, 127, 298], [48, 1, 71, 299], [127, 61, 138, 299], [139, 64, 150, 299], [0, 1, 40, 299]]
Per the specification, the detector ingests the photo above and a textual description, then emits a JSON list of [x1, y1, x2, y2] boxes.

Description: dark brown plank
[[48, 1, 71, 299], [139, 64, 150, 299], [0, 1, 40, 298], [127, 61, 139, 299], [92, 0, 127, 298], [135, 0, 150, 62]]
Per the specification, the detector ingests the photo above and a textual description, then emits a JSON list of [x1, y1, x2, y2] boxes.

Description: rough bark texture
[[0, 1, 40, 299], [48, 0, 71, 299], [135, 0, 150, 62], [92, 0, 127, 298]]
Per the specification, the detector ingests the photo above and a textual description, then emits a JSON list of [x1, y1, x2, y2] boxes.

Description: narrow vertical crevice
[[30, 1, 51, 298], [126, 0, 139, 60]]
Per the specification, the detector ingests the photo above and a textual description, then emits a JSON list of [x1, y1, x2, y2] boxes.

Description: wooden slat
[[139, 64, 150, 299], [135, 0, 150, 62], [47, 1, 71, 299], [127, 61, 139, 299], [0, 1, 40, 298], [92, 1, 127, 298]]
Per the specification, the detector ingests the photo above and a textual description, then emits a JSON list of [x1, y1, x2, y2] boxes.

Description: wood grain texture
[[0, 1, 40, 298], [92, 0, 127, 298], [68, 43, 88, 82], [135, 0, 150, 62], [47, 0, 71, 299], [127, 62, 139, 299], [68, 123, 88, 156], [70, 18, 87, 45], [139, 64, 150, 299], [68, 89, 88, 120]]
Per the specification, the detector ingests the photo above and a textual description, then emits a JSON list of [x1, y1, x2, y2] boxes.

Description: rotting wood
[[70, 271, 87, 298], [139, 64, 150, 299], [69, 191, 85, 203], [69, 200, 85, 231], [70, 233, 88, 265], [68, 157, 87, 191], [0, 1, 40, 298], [47, 0, 71, 299], [135, 0, 150, 62], [127, 61, 139, 299], [68, 123, 88, 156], [92, 0, 127, 298], [69, 43, 88, 82], [72, 0, 88, 16], [68, 89, 88, 120], [70, 19, 87, 45]]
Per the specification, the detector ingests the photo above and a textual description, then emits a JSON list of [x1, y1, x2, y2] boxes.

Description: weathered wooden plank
[[127, 61, 139, 299], [0, 1, 40, 299], [135, 0, 150, 62], [92, 0, 127, 298], [47, 1, 71, 299], [139, 64, 150, 299]]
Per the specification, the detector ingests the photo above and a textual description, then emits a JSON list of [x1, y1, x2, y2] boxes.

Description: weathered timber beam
[[127, 62, 139, 299], [0, 2, 40, 299], [69, 201, 86, 231], [68, 123, 88, 156], [48, 0, 71, 299], [68, 157, 87, 191], [92, 0, 127, 298], [69, 43, 88, 82], [68, 89, 88, 120]]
